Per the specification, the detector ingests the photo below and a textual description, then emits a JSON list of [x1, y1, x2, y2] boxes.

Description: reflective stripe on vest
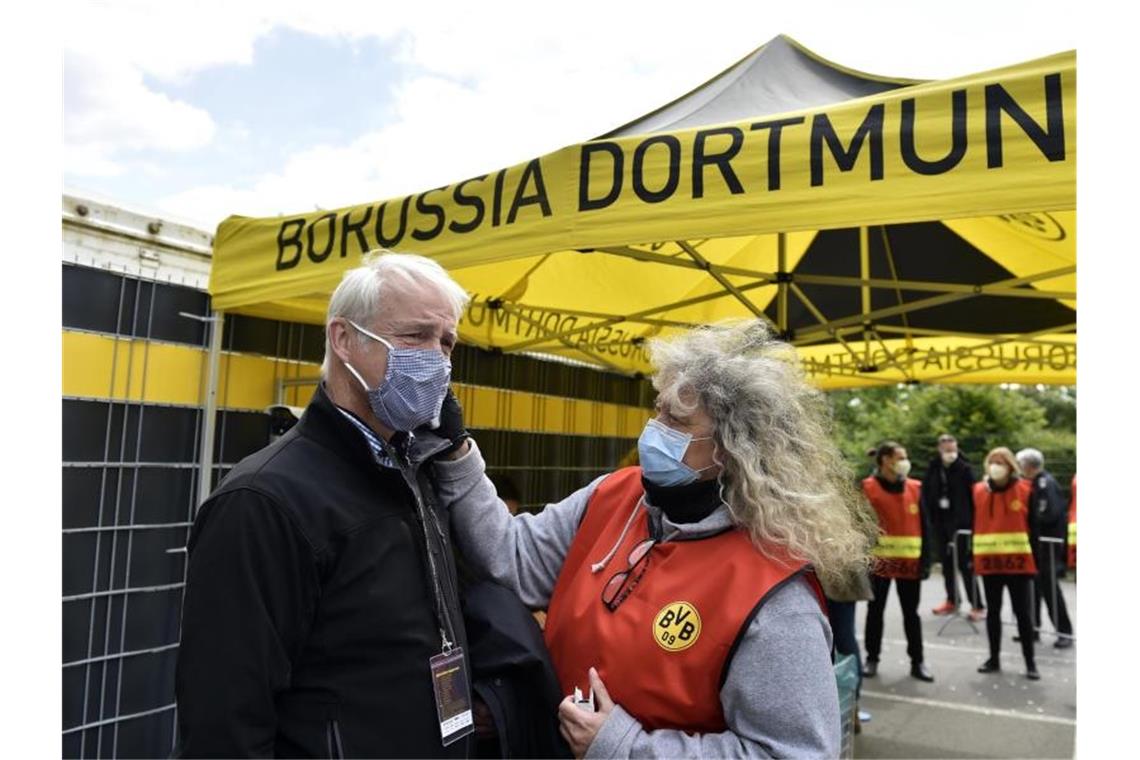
[[871, 535, 923, 558], [543, 467, 822, 734], [973, 532, 1033, 555], [1067, 522, 1077, 543]]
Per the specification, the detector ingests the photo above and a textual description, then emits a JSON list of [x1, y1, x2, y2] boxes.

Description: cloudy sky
[[63, 0, 1078, 231]]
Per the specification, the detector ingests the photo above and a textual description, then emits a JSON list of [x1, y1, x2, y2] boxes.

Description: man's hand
[[558, 667, 615, 759], [473, 695, 497, 739]]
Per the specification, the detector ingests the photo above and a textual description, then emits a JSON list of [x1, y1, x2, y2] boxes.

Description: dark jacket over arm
[[175, 490, 319, 758]]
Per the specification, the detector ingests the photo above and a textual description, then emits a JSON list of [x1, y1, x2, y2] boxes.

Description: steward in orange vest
[[863, 475, 925, 580], [544, 467, 824, 734], [860, 442, 934, 683], [973, 447, 1041, 679]]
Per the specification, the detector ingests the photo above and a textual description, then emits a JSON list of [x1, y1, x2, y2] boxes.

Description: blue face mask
[[638, 418, 715, 487], [343, 320, 452, 432]]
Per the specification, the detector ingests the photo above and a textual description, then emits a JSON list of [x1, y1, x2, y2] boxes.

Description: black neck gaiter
[[641, 475, 724, 524]]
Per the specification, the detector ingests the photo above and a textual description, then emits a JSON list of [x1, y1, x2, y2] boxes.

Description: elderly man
[[921, 434, 984, 620], [175, 252, 479, 757], [1016, 448, 1074, 649]]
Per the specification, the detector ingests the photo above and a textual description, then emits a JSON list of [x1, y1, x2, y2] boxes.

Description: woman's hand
[[557, 667, 615, 759]]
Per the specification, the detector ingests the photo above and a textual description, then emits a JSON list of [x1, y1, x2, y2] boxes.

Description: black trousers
[[1033, 546, 1074, 636], [864, 575, 924, 664], [937, 524, 985, 608], [982, 574, 1036, 666], [827, 600, 861, 697]]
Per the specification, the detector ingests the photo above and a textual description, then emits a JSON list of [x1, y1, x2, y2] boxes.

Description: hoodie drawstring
[[591, 496, 645, 573]]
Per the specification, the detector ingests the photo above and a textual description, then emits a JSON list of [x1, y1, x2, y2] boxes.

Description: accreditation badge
[[429, 648, 474, 746]]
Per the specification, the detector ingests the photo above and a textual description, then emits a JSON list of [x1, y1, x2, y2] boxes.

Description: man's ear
[[327, 318, 356, 365]]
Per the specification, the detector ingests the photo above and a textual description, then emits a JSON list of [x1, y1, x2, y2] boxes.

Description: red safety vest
[[1068, 475, 1077, 569], [544, 467, 824, 734], [862, 476, 924, 579], [972, 479, 1037, 575]]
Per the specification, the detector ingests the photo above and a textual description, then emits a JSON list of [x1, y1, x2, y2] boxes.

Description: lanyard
[[381, 435, 457, 653]]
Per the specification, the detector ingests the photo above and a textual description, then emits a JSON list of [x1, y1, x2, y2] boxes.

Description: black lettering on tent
[[450, 176, 488, 234], [632, 135, 681, 203], [276, 218, 305, 270], [340, 206, 373, 258], [921, 348, 946, 370], [810, 105, 885, 187], [901, 89, 968, 175], [750, 117, 806, 190], [466, 295, 488, 327], [579, 142, 624, 211], [1049, 345, 1071, 370], [412, 187, 447, 242], [985, 73, 1065, 169], [692, 127, 744, 198], [507, 159, 552, 224], [306, 212, 337, 263], [492, 169, 507, 227], [375, 197, 411, 248], [1023, 345, 1045, 370], [1000, 346, 1021, 371]]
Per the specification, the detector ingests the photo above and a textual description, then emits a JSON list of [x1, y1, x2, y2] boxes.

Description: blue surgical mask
[[638, 418, 715, 487], [343, 320, 452, 432]]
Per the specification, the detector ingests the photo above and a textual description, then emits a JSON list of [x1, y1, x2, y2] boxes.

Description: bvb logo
[[654, 601, 702, 652], [1010, 499, 1024, 512], [997, 212, 1066, 241], [908, 503, 919, 515]]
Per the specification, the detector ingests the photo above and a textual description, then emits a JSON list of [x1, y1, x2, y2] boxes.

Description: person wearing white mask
[[433, 320, 876, 758], [860, 442, 935, 682], [973, 447, 1040, 679], [922, 434, 985, 620]]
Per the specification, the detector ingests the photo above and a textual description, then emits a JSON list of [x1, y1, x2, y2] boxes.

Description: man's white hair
[[321, 250, 470, 375], [1016, 447, 1045, 470]]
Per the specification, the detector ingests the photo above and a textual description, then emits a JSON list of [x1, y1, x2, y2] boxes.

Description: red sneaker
[[931, 600, 957, 615]]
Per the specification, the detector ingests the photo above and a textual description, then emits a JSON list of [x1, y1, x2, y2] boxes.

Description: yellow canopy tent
[[210, 36, 1075, 389]]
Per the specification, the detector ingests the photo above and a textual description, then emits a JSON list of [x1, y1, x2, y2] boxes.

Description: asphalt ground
[[853, 571, 1076, 759]]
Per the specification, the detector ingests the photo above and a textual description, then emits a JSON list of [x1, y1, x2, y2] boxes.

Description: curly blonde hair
[[648, 320, 876, 597]]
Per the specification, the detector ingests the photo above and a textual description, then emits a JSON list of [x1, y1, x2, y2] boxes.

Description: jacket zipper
[[327, 719, 344, 759], [390, 444, 457, 651]]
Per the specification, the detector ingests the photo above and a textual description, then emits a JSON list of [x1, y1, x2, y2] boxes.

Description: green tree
[[826, 384, 1074, 491]]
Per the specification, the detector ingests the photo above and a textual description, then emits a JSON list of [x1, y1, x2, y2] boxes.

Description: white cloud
[[73, 0, 1079, 225]]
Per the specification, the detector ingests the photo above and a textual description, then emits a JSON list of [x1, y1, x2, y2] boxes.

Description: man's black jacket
[[174, 383, 470, 758], [1028, 469, 1070, 576], [462, 581, 572, 759], [920, 453, 977, 532]]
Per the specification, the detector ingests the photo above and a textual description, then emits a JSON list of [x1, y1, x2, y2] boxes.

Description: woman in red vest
[[437, 321, 875, 758], [861, 441, 934, 682], [973, 446, 1040, 679]]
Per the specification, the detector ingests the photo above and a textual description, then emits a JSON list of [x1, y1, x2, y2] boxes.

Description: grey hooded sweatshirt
[[434, 440, 840, 759]]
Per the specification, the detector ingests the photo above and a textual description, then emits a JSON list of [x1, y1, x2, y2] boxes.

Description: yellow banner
[[210, 51, 1075, 314], [872, 535, 922, 559], [974, 532, 1032, 555]]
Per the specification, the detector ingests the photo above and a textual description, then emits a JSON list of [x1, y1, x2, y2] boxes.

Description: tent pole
[[501, 279, 773, 353], [778, 233, 788, 335], [859, 226, 871, 364], [793, 267, 1075, 342], [791, 272, 1075, 300], [196, 310, 224, 510]]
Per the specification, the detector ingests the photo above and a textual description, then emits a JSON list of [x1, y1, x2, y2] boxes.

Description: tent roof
[[209, 41, 1075, 389], [602, 35, 922, 137]]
